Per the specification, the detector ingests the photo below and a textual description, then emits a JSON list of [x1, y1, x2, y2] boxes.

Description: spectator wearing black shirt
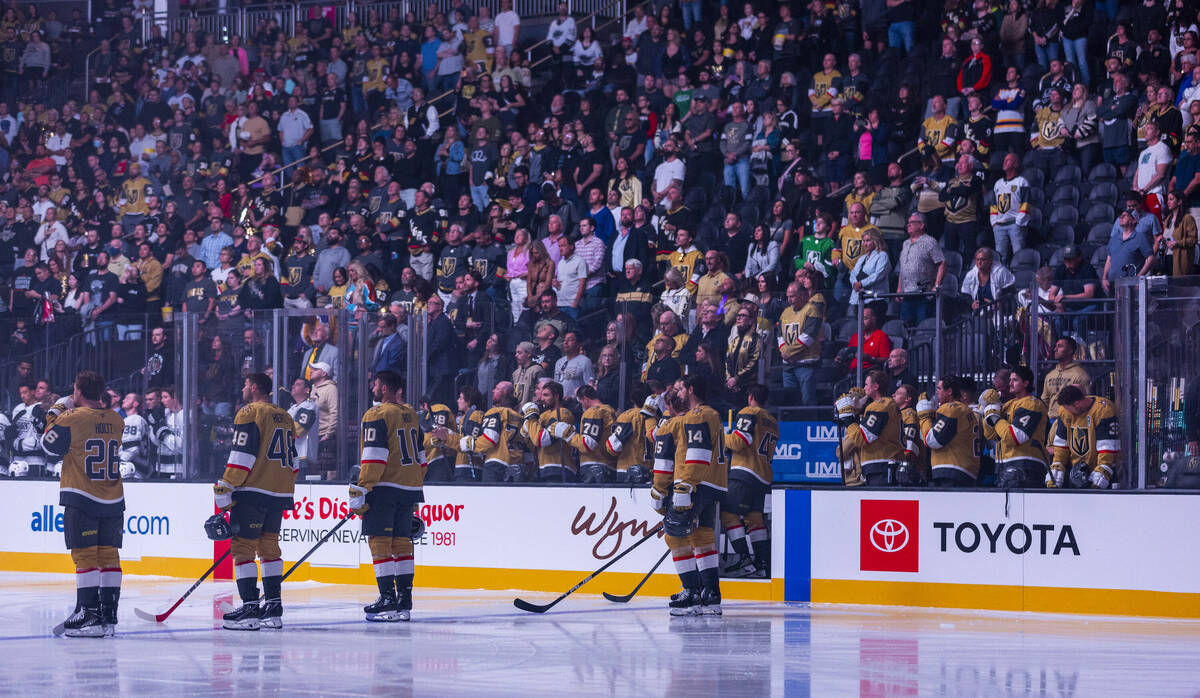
[[182, 258, 219, 323]]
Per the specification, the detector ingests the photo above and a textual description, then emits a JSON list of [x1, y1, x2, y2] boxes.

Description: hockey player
[[722, 384, 778, 578], [1049, 385, 1120, 489], [466, 381, 527, 482], [836, 371, 903, 486], [11, 382, 47, 477], [530, 381, 579, 482], [439, 388, 485, 481], [893, 383, 926, 485], [118, 393, 151, 479], [652, 375, 727, 616], [350, 370, 426, 622], [919, 375, 981, 487], [41, 371, 126, 637], [561, 385, 617, 483], [605, 383, 659, 484], [419, 397, 456, 482], [215, 373, 299, 631], [286, 379, 318, 475], [981, 366, 1050, 488]]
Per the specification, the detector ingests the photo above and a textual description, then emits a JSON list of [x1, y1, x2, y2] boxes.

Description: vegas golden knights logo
[[673, 264, 688, 279], [1040, 118, 1060, 142], [783, 322, 800, 344], [473, 259, 488, 276], [440, 256, 457, 277], [288, 267, 303, 285], [1070, 426, 1090, 458], [996, 192, 1012, 213], [846, 238, 862, 259]]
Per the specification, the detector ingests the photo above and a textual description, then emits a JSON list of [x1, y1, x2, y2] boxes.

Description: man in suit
[[300, 323, 340, 381], [607, 207, 655, 285], [424, 294, 456, 406], [371, 313, 406, 376]]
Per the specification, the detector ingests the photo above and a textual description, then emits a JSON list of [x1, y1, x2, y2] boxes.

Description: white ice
[[3, 572, 1200, 696]]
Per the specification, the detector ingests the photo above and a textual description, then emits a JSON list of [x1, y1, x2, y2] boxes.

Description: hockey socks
[[234, 560, 260, 603]]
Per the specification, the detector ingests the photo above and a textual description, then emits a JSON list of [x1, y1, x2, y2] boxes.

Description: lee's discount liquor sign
[[773, 421, 841, 483]]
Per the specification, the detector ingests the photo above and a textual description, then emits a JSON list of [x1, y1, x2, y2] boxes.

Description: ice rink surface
[[4, 572, 1200, 696]]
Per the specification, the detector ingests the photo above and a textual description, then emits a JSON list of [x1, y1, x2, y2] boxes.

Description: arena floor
[[2, 572, 1197, 695]]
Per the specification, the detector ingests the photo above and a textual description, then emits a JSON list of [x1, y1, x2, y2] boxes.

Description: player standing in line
[[43, 370, 126, 637], [419, 396, 456, 482], [722, 384, 779, 578], [981, 366, 1050, 488], [440, 388, 485, 481], [919, 375, 981, 487], [1050, 385, 1120, 489], [836, 371, 903, 486], [892, 383, 926, 485], [531, 381, 579, 482], [561, 385, 617, 483], [215, 373, 298, 631], [465, 381, 527, 482], [652, 375, 728, 616], [605, 383, 659, 484], [351, 370, 426, 622]]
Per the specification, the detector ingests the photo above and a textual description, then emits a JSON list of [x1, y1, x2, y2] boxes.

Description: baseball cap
[[311, 361, 332, 375], [1062, 244, 1083, 260]]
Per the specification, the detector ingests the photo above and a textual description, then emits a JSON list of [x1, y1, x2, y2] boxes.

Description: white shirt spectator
[[547, 16, 576, 49], [652, 157, 686, 195], [278, 107, 314, 147], [44, 131, 71, 166], [555, 250, 588, 307], [961, 261, 1016, 300], [495, 10, 521, 49], [624, 15, 647, 40], [1134, 139, 1172, 199], [554, 353, 594, 399], [35, 220, 69, 261]]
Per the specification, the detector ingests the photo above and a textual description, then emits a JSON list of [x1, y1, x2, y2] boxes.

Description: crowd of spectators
[[0, 0, 1197, 468]]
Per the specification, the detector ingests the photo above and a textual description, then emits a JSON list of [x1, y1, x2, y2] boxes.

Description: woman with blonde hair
[[523, 237, 556, 311], [1162, 189, 1198, 276], [849, 228, 892, 307], [507, 227, 533, 322]]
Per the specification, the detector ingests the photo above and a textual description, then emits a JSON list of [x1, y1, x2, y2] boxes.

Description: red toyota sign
[[860, 499, 919, 573]]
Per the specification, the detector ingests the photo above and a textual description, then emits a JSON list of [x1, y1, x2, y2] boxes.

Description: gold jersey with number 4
[[43, 407, 127, 517], [222, 401, 299, 500], [727, 405, 779, 485], [359, 402, 426, 491]]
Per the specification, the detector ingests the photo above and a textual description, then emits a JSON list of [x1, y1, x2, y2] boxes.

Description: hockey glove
[[348, 484, 369, 515], [458, 436, 475, 453], [671, 482, 694, 512], [1046, 464, 1065, 488], [550, 421, 575, 440], [916, 392, 937, 417], [834, 392, 861, 426], [520, 402, 540, 421], [640, 394, 662, 419], [213, 480, 234, 512], [982, 402, 1001, 428], [650, 486, 667, 513], [1089, 465, 1112, 489], [978, 388, 1001, 407], [46, 396, 75, 426]]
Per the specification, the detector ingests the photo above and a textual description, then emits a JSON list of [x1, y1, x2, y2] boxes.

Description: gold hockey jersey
[[778, 294, 825, 363], [532, 407, 578, 474], [475, 406, 526, 466], [605, 406, 656, 473], [222, 401, 299, 499], [668, 246, 704, 293], [568, 404, 617, 469], [422, 403, 456, 465], [841, 397, 904, 470], [727, 405, 779, 485], [444, 408, 485, 469], [983, 395, 1049, 467], [1052, 397, 1120, 477], [652, 415, 682, 496], [900, 406, 923, 464], [43, 407, 126, 517], [358, 402, 426, 492], [920, 401, 981, 478], [666, 405, 728, 494]]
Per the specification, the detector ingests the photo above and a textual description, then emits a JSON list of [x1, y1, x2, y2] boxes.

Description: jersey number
[[85, 438, 120, 481], [757, 433, 778, 458], [581, 421, 601, 438], [267, 428, 297, 472], [396, 428, 421, 465]]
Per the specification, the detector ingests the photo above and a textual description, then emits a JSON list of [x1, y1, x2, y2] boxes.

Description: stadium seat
[[1090, 246, 1109, 267], [1021, 168, 1046, 189], [1026, 187, 1045, 210], [1036, 242, 1061, 264], [1051, 185, 1080, 206], [1014, 268, 1037, 290], [1048, 206, 1079, 228], [1027, 207, 1044, 233], [1088, 163, 1118, 182], [1086, 221, 1113, 244], [943, 250, 964, 280], [1011, 248, 1041, 271], [881, 319, 908, 341], [1084, 202, 1116, 225], [1046, 223, 1076, 247], [1088, 181, 1119, 204], [1053, 165, 1082, 185]]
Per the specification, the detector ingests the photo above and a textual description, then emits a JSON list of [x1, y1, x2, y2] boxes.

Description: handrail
[[81, 44, 104, 103], [526, 0, 649, 69]]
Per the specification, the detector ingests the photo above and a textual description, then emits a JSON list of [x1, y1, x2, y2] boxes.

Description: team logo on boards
[[860, 500, 919, 573]]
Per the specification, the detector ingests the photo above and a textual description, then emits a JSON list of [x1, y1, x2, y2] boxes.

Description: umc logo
[[860, 500, 919, 573]]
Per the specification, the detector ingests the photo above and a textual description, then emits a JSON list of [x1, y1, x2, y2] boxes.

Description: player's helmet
[[410, 514, 426, 542], [203, 513, 235, 541], [47, 461, 62, 478], [119, 461, 137, 479], [1068, 462, 1091, 489], [6, 460, 27, 477]]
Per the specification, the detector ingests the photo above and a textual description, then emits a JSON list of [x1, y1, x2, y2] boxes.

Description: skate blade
[[366, 611, 403, 622], [668, 606, 700, 616], [222, 619, 262, 631], [260, 617, 282, 629], [701, 604, 723, 616], [63, 626, 108, 638]]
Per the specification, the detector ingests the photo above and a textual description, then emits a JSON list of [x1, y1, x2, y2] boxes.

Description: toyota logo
[[870, 519, 910, 553]]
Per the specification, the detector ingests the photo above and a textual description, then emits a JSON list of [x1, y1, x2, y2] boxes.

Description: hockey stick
[[218, 514, 355, 615], [513, 521, 664, 614], [602, 548, 671, 603], [131, 549, 233, 625]]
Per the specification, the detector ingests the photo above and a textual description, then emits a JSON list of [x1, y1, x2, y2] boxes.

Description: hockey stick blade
[[134, 549, 232, 623], [513, 522, 664, 614], [603, 548, 671, 603]]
